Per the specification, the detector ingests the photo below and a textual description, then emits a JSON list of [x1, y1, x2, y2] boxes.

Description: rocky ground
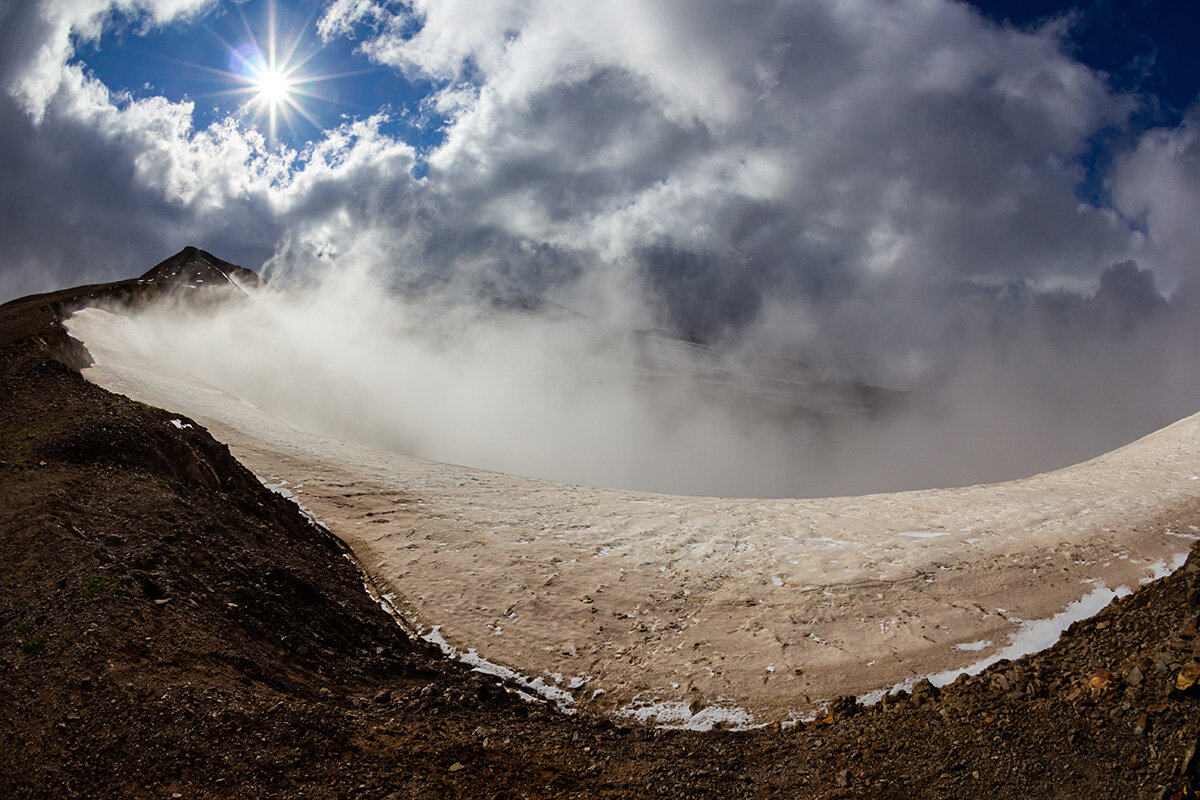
[[1, 248, 1199, 799]]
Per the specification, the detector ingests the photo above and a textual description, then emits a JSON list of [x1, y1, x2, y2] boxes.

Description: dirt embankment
[[1, 247, 1199, 799]]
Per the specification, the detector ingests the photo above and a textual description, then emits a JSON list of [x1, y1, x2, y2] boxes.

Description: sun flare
[[253, 66, 293, 108], [167, 0, 372, 142], [215, 1, 334, 142]]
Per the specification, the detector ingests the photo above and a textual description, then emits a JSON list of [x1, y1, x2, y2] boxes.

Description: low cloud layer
[[112, 262, 1200, 498], [5, 1, 1200, 494]]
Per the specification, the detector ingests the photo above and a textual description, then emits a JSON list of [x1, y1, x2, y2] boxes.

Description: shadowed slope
[[1, 247, 1198, 799]]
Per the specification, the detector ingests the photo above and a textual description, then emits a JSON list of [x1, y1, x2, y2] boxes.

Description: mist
[[112, 257, 1200, 500], [9, 0, 1200, 493]]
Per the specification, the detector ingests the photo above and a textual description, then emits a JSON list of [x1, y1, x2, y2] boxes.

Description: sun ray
[[217, 0, 333, 142], [129, 0, 388, 144]]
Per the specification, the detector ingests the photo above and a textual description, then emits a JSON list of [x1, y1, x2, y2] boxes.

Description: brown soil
[[1, 247, 1199, 799]]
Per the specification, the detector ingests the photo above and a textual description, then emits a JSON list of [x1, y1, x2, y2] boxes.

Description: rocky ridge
[[0, 247, 1198, 799]]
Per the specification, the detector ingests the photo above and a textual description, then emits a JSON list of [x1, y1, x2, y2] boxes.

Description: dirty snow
[[65, 306, 1200, 723]]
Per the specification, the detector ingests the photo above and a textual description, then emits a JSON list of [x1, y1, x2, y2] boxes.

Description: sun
[[184, 0, 370, 142], [249, 60, 303, 127], [229, 38, 314, 141], [254, 66, 293, 108], [217, 1, 332, 142]]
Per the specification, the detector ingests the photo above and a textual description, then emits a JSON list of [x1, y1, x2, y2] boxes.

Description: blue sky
[[2, 0, 1200, 386], [67, 2, 1200, 160], [73, 0, 445, 153], [967, 1, 1200, 206], [971, 1, 1200, 123]]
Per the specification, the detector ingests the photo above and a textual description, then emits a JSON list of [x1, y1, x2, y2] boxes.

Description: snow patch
[[858, 551, 1190, 706], [421, 626, 579, 713], [257, 475, 327, 531], [616, 699, 758, 731], [1163, 529, 1200, 541]]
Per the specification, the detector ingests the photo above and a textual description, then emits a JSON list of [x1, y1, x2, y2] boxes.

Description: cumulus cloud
[[1111, 112, 1200, 291], [1, 0, 214, 118], [296, 0, 1174, 376], [0, 0, 424, 299], [0, 65, 275, 297], [328, 3, 1142, 314], [4, 0, 1200, 493], [0, 0, 1158, 319]]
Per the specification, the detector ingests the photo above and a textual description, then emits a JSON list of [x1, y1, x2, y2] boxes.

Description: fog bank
[[114, 260, 1200, 498]]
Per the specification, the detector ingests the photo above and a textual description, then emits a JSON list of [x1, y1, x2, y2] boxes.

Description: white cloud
[[1, 0, 214, 118], [0, 9, 422, 300], [316, 0, 391, 42], [1111, 113, 1200, 293], [310, 0, 1142, 348], [3, 0, 1200, 391], [3, 0, 1200, 494]]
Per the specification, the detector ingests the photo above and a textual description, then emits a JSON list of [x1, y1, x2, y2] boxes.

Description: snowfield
[[65, 306, 1200, 726]]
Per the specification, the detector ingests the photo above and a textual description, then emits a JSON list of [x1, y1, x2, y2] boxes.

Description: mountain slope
[[1, 247, 1198, 799]]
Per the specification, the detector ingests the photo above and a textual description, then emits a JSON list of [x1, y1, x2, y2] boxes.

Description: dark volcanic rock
[[138, 245, 265, 292]]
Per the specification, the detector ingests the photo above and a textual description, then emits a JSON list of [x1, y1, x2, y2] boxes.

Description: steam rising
[[117, 258, 1200, 499]]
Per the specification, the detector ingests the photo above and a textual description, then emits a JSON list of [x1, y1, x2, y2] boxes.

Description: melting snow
[[616, 699, 758, 732], [421, 626, 579, 713], [859, 551, 1190, 706]]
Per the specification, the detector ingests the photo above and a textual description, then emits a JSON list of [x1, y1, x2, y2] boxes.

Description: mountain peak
[[139, 247, 263, 291]]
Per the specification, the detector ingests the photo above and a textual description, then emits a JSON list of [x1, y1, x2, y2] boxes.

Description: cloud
[[0, 0, 424, 300], [1, 0, 1160, 322], [309, 0, 1156, 357], [4, 0, 1200, 493], [97, 242, 1200, 500], [0, 63, 278, 297], [1111, 112, 1200, 292], [1, 0, 214, 118]]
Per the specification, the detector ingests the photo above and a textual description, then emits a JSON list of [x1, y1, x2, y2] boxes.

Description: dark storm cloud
[[0, 1, 55, 91]]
